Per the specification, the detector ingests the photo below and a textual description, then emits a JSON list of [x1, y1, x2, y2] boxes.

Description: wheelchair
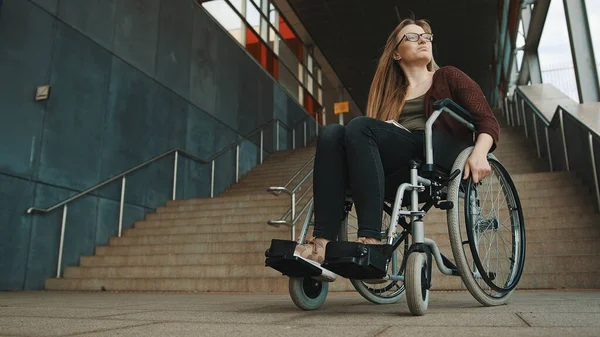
[[265, 99, 527, 316]]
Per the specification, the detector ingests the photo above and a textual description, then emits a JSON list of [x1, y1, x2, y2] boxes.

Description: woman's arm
[[445, 66, 500, 182], [445, 66, 500, 152]]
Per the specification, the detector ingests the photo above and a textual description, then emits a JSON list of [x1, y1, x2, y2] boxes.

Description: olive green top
[[398, 93, 427, 131]]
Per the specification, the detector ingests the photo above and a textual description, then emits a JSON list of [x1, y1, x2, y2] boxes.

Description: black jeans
[[312, 116, 468, 240]]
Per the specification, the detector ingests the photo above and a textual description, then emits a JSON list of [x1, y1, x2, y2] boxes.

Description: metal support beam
[[525, 0, 550, 52], [526, 52, 543, 84], [563, 0, 600, 103]]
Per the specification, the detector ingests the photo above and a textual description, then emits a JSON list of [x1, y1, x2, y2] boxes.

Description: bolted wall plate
[[35, 85, 50, 101]]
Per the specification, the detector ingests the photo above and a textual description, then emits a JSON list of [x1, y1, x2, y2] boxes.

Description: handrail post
[[589, 133, 600, 212], [211, 160, 215, 198], [118, 177, 126, 237], [56, 205, 67, 278], [521, 99, 528, 138], [545, 126, 553, 172], [303, 121, 307, 147], [172, 151, 178, 200], [559, 109, 570, 171], [236, 145, 240, 183], [260, 130, 264, 164], [276, 120, 280, 151], [515, 96, 521, 126], [291, 192, 296, 241], [292, 128, 296, 150], [532, 115, 541, 158]]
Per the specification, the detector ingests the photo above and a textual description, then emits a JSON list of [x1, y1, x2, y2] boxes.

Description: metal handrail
[[267, 153, 317, 240], [25, 113, 318, 278], [511, 88, 600, 212], [27, 118, 279, 215]]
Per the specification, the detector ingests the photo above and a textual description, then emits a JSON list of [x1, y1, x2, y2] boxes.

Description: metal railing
[[25, 113, 320, 278], [267, 155, 316, 241], [508, 89, 600, 212]]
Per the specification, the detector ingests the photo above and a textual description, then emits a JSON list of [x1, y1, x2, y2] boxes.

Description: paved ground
[[0, 290, 599, 336]]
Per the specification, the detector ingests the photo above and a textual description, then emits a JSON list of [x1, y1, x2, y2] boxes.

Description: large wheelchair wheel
[[447, 147, 526, 306], [339, 200, 408, 304], [289, 276, 328, 310]]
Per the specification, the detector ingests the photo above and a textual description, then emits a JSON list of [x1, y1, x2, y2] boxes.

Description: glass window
[[203, 1, 245, 44], [307, 73, 313, 95], [318, 87, 322, 105], [307, 54, 313, 74], [269, 27, 279, 55], [317, 68, 322, 85], [245, 0, 261, 34], [516, 20, 525, 72], [228, 0, 243, 13], [269, 2, 278, 27], [279, 63, 299, 101], [538, 0, 579, 101], [585, 0, 600, 89]]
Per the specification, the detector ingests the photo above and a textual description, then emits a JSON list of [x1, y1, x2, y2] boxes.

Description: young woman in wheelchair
[[295, 18, 500, 264]]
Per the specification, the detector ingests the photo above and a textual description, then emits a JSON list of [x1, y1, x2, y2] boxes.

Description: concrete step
[[227, 176, 578, 195], [67, 251, 600, 279], [63, 265, 284, 279], [150, 200, 587, 221], [45, 270, 600, 292], [111, 226, 599, 247], [80, 252, 270, 267], [94, 238, 600, 256], [134, 207, 596, 229], [148, 203, 301, 219], [165, 192, 312, 206], [157, 199, 293, 213], [124, 223, 287, 237]]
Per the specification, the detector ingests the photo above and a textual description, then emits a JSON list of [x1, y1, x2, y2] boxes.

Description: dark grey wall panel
[[213, 150, 235, 196], [38, 23, 111, 191], [155, 0, 193, 100], [95, 199, 120, 246], [101, 57, 156, 204], [60, 195, 99, 267], [0, 0, 54, 179], [2, 0, 316, 291], [239, 140, 258, 178], [57, 0, 116, 51], [24, 184, 72, 289], [189, 9, 219, 120], [113, 0, 160, 77], [30, 0, 57, 14], [0, 176, 35, 290]]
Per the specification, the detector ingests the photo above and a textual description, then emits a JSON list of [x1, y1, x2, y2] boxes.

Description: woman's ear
[[393, 53, 401, 61]]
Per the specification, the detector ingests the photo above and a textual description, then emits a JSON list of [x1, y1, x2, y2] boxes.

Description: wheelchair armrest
[[433, 98, 474, 122], [424, 99, 476, 170], [432, 99, 476, 132]]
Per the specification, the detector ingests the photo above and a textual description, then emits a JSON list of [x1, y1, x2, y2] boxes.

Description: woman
[[295, 18, 500, 264]]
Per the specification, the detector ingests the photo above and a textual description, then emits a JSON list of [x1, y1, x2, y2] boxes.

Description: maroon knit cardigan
[[423, 66, 500, 152]]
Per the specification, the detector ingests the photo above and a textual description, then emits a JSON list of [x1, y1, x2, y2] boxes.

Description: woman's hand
[[463, 133, 494, 183], [463, 151, 491, 183]]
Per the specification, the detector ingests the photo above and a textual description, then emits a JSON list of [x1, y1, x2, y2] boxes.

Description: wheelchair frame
[[266, 99, 526, 315]]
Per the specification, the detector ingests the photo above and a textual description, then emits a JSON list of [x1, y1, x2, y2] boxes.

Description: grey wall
[[0, 0, 315, 290]]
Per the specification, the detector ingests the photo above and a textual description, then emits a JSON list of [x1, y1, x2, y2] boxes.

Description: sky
[[537, 0, 599, 68]]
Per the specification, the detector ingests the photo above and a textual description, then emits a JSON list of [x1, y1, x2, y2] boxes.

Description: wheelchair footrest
[[264, 239, 336, 282], [321, 241, 392, 280]]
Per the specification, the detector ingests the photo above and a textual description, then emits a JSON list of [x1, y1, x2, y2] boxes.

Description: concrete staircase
[[46, 116, 600, 292]]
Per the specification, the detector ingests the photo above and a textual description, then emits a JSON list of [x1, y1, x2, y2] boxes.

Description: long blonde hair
[[366, 19, 439, 121]]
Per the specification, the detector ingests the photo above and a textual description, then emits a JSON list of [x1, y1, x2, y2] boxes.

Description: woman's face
[[394, 24, 433, 65]]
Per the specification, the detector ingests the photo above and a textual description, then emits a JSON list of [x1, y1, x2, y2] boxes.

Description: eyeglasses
[[396, 33, 434, 48]]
